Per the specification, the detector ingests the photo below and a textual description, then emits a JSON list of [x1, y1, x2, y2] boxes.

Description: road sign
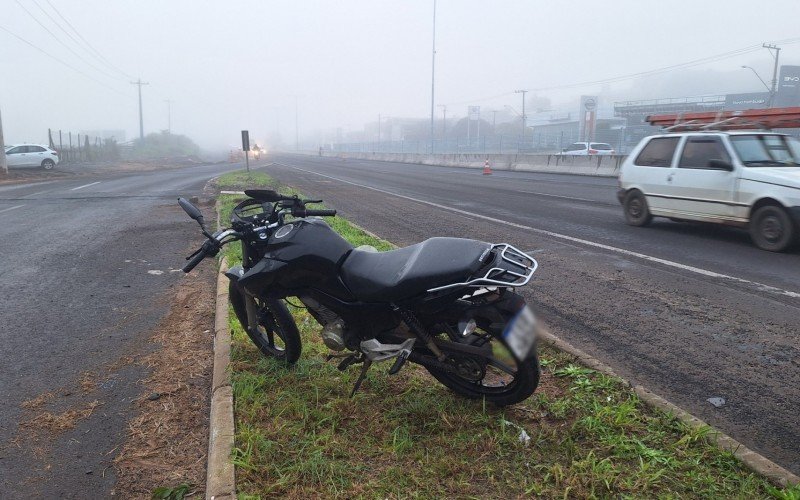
[[241, 130, 250, 152], [468, 106, 481, 121]]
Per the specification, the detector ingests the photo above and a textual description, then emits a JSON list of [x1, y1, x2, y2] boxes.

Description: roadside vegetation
[[215, 169, 798, 498], [130, 131, 200, 159]]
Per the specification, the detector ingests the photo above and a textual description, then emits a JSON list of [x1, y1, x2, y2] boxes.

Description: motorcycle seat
[[340, 237, 491, 302]]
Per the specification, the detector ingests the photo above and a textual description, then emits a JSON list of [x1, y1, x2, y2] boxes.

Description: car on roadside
[[560, 142, 615, 155], [4, 144, 60, 169], [617, 131, 800, 251]]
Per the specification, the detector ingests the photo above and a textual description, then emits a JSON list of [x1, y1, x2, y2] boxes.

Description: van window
[[634, 137, 679, 167], [678, 137, 731, 169]]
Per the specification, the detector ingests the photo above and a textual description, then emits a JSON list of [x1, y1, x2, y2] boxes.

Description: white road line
[[0, 204, 25, 214], [518, 190, 602, 204], [278, 162, 800, 300], [70, 181, 101, 191]]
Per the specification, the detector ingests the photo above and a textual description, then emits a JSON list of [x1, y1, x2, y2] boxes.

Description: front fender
[[225, 265, 244, 283]]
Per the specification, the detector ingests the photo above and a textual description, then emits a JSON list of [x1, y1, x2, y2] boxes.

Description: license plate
[[502, 305, 536, 360]]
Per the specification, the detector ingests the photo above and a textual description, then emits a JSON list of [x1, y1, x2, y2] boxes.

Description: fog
[[2, 0, 799, 151]]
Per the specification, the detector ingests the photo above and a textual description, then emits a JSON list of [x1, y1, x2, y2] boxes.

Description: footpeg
[[337, 353, 363, 371], [359, 338, 415, 362]]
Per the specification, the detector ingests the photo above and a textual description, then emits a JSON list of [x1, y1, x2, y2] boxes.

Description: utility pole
[[0, 108, 7, 175], [429, 0, 437, 154], [130, 78, 149, 140], [515, 89, 528, 146], [164, 99, 173, 134], [491, 109, 498, 129], [377, 113, 381, 143], [763, 43, 781, 107]]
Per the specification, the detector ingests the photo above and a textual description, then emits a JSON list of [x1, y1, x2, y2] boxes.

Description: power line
[[443, 37, 800, 106], [43, 0, 135, 80], [31, 0, 129, 80], [0, 23, 129, 97], [15, 0, 122, 82]]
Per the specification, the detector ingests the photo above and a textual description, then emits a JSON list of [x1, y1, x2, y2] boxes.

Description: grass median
[[214, 169, 798, 498]]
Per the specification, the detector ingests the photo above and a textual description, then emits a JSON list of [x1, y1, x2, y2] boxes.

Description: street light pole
[[164, 99, 173, 134], [763, 43, 781, 107], [429, 0, 437, 154], [514, 89, 528, 146]]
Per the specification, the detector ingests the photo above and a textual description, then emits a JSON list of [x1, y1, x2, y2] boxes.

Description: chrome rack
[[427, 244, 538, 293]]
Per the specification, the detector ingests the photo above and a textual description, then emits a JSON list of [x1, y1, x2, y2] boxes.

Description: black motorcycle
[[178, 190, 540, 405]]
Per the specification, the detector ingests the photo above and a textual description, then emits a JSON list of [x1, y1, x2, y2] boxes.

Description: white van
[[617, 131, 800, 251]]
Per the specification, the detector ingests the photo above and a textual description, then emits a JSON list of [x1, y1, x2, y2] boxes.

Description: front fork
[[225, 241, 261, 335]]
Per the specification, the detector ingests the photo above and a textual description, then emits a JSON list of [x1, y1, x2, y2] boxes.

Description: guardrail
[[318, 151, 626, 177]]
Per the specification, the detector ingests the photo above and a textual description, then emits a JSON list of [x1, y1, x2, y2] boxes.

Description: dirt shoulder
[[111, 252, 216, 498]]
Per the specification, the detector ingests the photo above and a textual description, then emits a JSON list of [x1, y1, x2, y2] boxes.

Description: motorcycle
[[178, 189, 540, 405]]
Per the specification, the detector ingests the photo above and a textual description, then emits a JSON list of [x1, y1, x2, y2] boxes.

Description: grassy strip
[[215, 169, 798, 499]]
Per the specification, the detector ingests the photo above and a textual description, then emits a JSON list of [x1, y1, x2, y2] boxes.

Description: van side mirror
[[708, 159, 734, 171]]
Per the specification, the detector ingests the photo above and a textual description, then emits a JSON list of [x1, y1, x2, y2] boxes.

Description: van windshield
[[729, 135, 800, 167]]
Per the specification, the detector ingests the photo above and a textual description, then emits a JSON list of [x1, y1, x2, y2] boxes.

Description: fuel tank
[[238, 218, 355, 300]]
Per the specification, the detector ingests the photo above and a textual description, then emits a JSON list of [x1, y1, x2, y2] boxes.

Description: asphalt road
[[266, 153, 800, 475], [0, 161, 242, 497]]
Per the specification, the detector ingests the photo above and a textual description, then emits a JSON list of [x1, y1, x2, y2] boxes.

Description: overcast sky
[[2, 0, 799, 149]]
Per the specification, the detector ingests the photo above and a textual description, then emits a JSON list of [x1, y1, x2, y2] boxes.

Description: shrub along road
[[0, 161, 244, 497], [264, 153, 800, 477]]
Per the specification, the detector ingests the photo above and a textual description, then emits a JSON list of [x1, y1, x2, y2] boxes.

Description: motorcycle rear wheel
[[229, 282, 302, 364], [426, 324, 540, 407]]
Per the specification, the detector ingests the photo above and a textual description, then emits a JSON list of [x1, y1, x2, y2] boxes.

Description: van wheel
[[623, 190, 652, 226], [750, 205, 794, 252]]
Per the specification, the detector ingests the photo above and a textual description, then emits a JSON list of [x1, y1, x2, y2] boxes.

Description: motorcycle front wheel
[[229, 282, 302, 364], [426, 311, 540, 406]]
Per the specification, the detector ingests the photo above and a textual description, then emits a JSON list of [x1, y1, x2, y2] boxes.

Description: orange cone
[[483, 159, 492, 175]]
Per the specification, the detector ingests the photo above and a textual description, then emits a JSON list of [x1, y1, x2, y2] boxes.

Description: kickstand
[[349, 359, 372, 397]]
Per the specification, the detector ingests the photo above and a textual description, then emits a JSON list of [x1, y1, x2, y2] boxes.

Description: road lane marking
[[279, 162, 800, 300], [0, 204, 24, 214], [518, 190, 609, 204], [70, 181, 101, 191]]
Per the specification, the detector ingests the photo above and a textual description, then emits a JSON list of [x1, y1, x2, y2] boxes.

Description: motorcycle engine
[[299, 296, 346, 351]]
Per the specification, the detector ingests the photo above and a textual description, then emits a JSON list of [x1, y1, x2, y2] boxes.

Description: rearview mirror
[[708, 159, 734, 171], [178, 197, 204, 221]]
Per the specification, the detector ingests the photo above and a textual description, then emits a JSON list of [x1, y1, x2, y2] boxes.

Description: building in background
[[527, 97, 626, 153], [614, 65, 800, 152]]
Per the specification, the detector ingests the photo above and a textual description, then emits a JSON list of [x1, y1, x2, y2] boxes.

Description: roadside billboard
[[775, 65, 800, 107], [724, 92, 769, 110], [579, 96, 598, 141]]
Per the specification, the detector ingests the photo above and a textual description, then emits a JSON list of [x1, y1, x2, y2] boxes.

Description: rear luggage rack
[[427, 244, 538, 292]]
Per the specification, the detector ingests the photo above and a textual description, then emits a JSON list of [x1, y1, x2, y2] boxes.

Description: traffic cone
[[483, 159, 492, 175]]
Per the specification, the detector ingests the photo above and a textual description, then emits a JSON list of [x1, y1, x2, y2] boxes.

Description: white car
[[618, 131, 800, 251], [561, 142, 615, 155], [4, 144, 60, 169]]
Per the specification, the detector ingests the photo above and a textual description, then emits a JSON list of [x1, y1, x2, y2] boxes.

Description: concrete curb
[[205, 257, 236, 499], [538, 328, 800, 487]]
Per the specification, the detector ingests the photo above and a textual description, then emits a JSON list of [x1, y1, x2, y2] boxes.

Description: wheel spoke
[[487, 356, 516, 376]]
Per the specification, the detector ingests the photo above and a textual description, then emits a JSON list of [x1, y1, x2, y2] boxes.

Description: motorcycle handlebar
[[291, 208, 337, 218], [182, 248, 207, 273], [182, 239, 221, 273]]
